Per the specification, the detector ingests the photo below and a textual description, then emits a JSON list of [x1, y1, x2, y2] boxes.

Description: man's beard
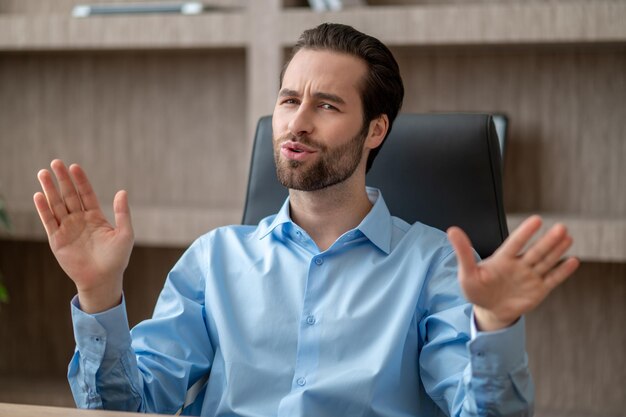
[[273, 124, 369, 192]]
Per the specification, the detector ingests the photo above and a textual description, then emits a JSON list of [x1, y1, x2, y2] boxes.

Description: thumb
[[113, 190, 133, 236], [447, 226, 478, 279]]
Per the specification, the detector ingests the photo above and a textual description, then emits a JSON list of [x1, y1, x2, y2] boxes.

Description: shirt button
[[306, 315, 316, 325], [314, 257, 324, 265], [296, 377, 306, 386]]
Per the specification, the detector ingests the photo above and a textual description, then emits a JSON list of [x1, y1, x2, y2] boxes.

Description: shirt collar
[[256, 198, 292, 240], [256, 187, 392, 255], [357, 187, 392, 254]]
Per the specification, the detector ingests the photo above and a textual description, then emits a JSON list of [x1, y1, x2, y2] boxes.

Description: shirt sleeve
[[68, 295, 141, 410], [418, 249, 534, 417], [67, 236, 215, 414]]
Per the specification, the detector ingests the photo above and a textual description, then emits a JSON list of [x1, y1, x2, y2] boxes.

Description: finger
[[50, 159, 83, 213], [69, 163, 101, 211], [532, 233, 573, 276], [523, 223, 568, 266], [447, 226, 478, 279], [543, 257, 580, 291], [33, 192, 59, 236], [113, 190, 134, 238], [37, 168, 68, 220], [497, 215, 543, 257]]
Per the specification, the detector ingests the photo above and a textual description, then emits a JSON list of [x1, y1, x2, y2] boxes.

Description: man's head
[[273, 23, 404, 191]]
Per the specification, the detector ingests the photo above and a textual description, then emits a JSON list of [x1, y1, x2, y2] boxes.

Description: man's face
[[272, 49, 370, 191]]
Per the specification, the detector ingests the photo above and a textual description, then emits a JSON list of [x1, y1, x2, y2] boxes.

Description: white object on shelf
[[308, 0, 364, 12], [72, 2, 204, 17]]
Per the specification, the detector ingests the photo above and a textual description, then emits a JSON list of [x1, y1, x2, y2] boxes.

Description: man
[[34, 23, 579, 416]]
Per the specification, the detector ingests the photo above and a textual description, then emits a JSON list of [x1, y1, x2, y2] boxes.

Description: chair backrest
[[242, 113, 508, 259]]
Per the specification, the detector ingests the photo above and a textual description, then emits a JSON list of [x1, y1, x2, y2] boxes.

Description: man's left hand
[[447, 215, 580, 332]]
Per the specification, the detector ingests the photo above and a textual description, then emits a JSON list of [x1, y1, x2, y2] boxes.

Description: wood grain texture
[[0, 50, 248, 244], [278, 2, 626, 46], [0, 377, 74, 407], [394, 44, 626, 217], [507, 214, 626, 262], [526, 262, 626, 416], [0, 14, 248, 50], [0, 239, 184, 376], [246, 0, 282, 139]]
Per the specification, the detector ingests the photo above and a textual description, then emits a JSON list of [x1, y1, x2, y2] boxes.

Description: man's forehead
[[281, 49, 366, 96]]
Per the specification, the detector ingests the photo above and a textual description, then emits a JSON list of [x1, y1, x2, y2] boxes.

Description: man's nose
[[287, 105, 314, 137]]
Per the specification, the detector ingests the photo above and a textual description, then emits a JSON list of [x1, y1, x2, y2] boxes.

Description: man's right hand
[[34, 159, 134, 314]]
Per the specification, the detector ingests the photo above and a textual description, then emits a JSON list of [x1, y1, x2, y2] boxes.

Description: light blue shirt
[[69, 188, 533, 416]]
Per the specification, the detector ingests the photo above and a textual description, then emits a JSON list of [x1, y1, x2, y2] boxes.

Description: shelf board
[[506, 213, 626, 263], [2, 205, 242, 247], [2, 2, 624, 51], [0, 12, 247, 51], [279, 2, 626, 46], [4, 205, 624, 261]]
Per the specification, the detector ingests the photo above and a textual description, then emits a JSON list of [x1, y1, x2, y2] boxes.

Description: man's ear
[[365, 114, 389, 150]]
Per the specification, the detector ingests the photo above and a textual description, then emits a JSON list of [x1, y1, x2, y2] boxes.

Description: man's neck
[[288, 177, 373, 252]]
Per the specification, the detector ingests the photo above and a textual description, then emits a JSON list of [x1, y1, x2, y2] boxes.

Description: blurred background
[[0, 0, 624, 416]]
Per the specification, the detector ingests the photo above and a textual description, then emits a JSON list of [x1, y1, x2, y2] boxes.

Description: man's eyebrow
[[277, 89, 346, 105], [313, 92, 346, 105], [278, 88, 299, 98]]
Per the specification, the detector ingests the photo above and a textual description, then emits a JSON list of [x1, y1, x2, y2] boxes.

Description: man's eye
[[282, 99, 298, 105], [320, 103, 337, 111]]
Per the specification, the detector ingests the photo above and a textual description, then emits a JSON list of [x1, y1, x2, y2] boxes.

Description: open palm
[[448, 216, 580, 331], [34, 160, 134, 313]]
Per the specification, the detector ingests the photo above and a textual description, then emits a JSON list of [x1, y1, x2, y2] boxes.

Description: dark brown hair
[[281, 23, 404, 172]]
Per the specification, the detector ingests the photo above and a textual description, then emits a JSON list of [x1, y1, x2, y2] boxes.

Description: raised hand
[[447, 215, 580, 331], [33, 159, 134, 313]]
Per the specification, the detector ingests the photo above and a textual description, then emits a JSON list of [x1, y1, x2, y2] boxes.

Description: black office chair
[[242, 113, 508, 259]]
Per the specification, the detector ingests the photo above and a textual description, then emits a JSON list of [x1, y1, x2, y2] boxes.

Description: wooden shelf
[[5, 206, 625, 259], [0, 12, 247, 51], [507, 213, 626, 263], [2, 205, 242, 247], [278, 2, 626, 46], [2, 2, 624, 51]]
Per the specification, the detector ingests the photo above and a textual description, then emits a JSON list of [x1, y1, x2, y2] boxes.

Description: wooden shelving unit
[[1, 0, 624, 415]]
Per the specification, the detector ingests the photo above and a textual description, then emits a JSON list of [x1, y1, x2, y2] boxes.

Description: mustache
[[276, 133, 327, 151]]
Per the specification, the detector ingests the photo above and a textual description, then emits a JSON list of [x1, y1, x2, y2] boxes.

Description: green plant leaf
[[0, 197, 11, 232], [0, 282, 8, 304]]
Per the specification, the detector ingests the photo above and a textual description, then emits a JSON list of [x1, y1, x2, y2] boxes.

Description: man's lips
[[280, 141, 317, 161]]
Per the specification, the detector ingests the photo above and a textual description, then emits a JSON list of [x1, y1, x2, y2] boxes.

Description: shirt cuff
[[71, 294, 132, 361], [468, 312, 527, 375]]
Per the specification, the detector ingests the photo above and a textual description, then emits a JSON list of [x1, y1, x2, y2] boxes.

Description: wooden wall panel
[[0, 50, 248, 241], [394, 45, 626, 217], [0, 239, 184, 376], [527, 262, 626, 416]]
